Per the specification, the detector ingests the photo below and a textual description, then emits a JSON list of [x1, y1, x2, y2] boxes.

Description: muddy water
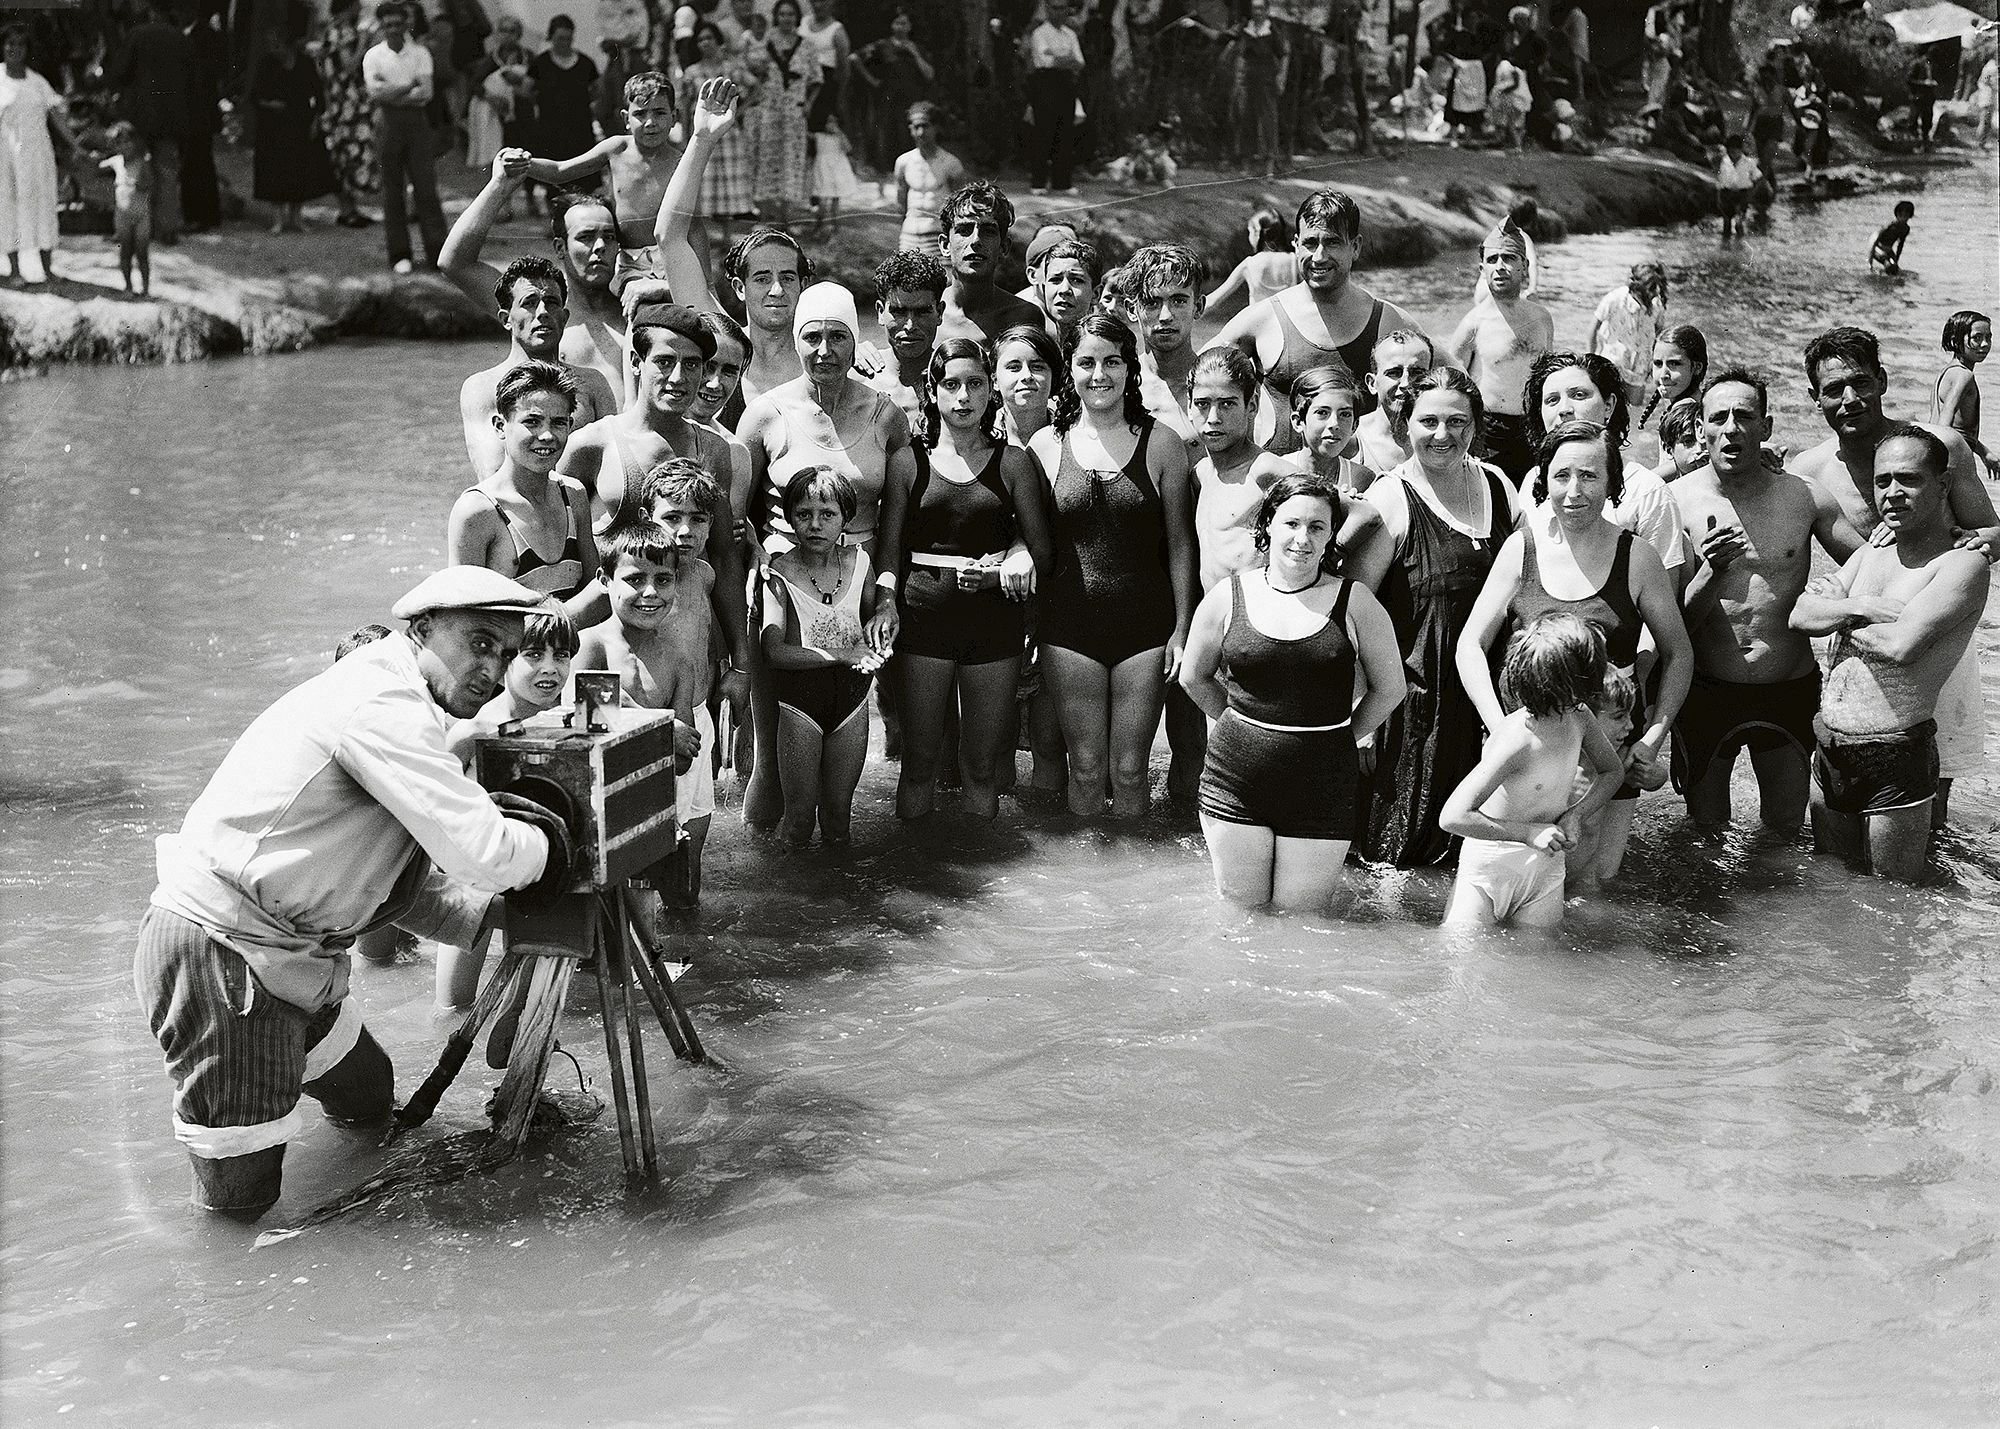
[[3, 163, 1997, 1427]]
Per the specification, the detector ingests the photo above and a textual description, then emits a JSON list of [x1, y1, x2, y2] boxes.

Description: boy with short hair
[[1355, 328, 1433, 473], [1869, 200, 1915, 275], [99, 120, 153, 295], [1448, 216, 1554, 483], [1121, 242, 1208, 444], [579, 468, 720, 906], [1440, 614, 1625, 929], [1037, 238, 1100, 346]]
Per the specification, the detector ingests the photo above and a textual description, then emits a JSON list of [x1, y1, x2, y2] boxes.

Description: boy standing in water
[[1448, 218, 1553, 483], [578, 494, 715, 907], [1441, 614, 1625, 929], [1790, 427, 1988, 880], [1869, 201, 1915, 274]]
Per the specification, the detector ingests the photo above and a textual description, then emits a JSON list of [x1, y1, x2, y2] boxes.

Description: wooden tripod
[[391, 884, 706, 1176]]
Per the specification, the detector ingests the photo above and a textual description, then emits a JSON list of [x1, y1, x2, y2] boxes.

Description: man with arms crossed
[[1671, 368, 1862, 837], [136, 569, 568, 1217], [1794, 324, 1997, 826], [1791, 427, 1989, 879], [1210, 189, 1423, 455]]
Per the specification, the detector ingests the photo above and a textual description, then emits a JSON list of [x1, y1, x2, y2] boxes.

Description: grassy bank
[[4, 141, 1718, 376]]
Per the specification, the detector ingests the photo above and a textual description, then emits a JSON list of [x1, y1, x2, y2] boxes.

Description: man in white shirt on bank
[[363, 0, 449, 272]]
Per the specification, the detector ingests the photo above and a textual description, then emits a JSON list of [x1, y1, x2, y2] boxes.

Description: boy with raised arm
[[1790, 427, 1989, 880], [1448, 217, 1554, 483]]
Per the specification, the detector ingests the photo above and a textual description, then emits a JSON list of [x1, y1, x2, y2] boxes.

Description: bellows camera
[[474, 673, 680, 893]]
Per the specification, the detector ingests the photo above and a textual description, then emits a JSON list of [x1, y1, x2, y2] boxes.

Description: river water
[[4, 165, 1998, 1426]]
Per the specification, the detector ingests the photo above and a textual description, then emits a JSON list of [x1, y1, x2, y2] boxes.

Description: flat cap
[[390, 566, 552, 620]]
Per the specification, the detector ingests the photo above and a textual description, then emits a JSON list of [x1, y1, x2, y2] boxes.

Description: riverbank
[[0, 136, 1919, 375]]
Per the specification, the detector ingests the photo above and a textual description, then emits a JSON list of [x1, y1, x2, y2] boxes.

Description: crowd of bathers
[[405, 75, 1996, 947]]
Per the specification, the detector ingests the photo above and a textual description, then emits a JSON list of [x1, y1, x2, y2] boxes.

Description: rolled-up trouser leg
[[134, 907, 393, 1217]]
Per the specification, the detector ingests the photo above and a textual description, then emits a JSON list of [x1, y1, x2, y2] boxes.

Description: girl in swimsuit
[[1028, 312, 1197, 819], [1455, 421, 1692, 888], [446, 361, 598, 611], [761, 466, 888, 847], [1930, 309, 1997, 479], [894, 339, 1053, 821], [1631, 324, 1708, 471], [994, 322, 1068, 796]]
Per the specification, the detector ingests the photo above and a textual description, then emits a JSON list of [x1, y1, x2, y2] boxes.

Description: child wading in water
[[763, 467, 888, 846], [1930, 309, 1997, 479], [447, 360, 599, 616], [1869, 200, 1915, 274], [99, 120, 153, 296], [1440, 613, 1625, 929]]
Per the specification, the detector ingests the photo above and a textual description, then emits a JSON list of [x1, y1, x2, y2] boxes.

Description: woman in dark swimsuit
[[1455, 420, 1692, 884], [1179, 474, 1406, 909], [1027, 313, 1196, 819]]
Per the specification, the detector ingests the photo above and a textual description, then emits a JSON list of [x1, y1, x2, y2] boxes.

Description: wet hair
[[1289, 363, 1359, 420], [1295, 188, 1362, 241], [938, 180, 1015, 238], [1532, 420, 1624, 506], [781, 464, 858, 522], [1252, 474, 1344, 560], [1052, 312, 1149, 434], [1500, 613, 1607, 720], [1699, 365, 1769, 418], [494, 254, 568, 311], [1193, 346, 1263, 404], [1804, 324, 1883, 386], [335, 623, 393, 662], [873, 248, 948, 304], [520, 608, 580, 658], [623, 70, 672, 110], [1040, 239, 1103, 288], [1122, 243, 1205, 303], [641, 456, 722, 518], [546, 14, 575, 37], [1248, 206, 1290, 253], [907, 100, 941, 125], [549, 188, 617, 251], [1594, 666, 1639, 720], [1523, 352, 1629, 451], [1639, 324, 1709, 430], [1942, 309, 1990, 357], [1893, 200, 1916, 220], [495, 359, 581, 417], [923, 338, 1004, 447], [1372, 327, 1434, 370], [1410, 365, 1486, 438], [1875, 421, 1948, 475], [600, 521, 679, 574], [1658, 396, 1704, 452], [698, 308, 751, 361], [723, 226, 815, 285]]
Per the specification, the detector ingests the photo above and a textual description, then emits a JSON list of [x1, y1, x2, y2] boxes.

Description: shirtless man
[[1121, 242, 1205, 449], [1790, 426, 1989, 879], [1448, 219, 1554, 483], [868, 247, 948, 435], [720, 227, 811, 428], [935, 181, 1047, 346], [693, 308, 756, 543], [1209, 188, 1423, 455], [1354, 329, 1433, 474], [1793, 324, 1997, 826], [1670, 368, 1863, 837], [457, 255, 619, 478]]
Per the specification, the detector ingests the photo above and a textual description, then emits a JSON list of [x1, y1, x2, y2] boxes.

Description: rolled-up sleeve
[[337, 687, 548, 893]]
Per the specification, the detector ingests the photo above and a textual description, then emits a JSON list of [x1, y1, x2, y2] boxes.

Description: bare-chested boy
[[1790, 426, 1989, 879], [457, 255, 618, 479], [936, 182, 1048, 346], [578, 497, 717, 905], [1122, 243, 1206, 449], [868, 248, 948, 435], [1209, 188, 1424, 455], [1448, 218, 1554, 483], [720, 227, 811, 427], [1354, 329, 1432, 474], [1793, 324, 1997, 825], [1670, 368, 1863, 837]]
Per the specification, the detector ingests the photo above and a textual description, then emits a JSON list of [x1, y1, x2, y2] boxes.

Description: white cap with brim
[[390, 566, 553, 621], [794, 281, 860, 343]]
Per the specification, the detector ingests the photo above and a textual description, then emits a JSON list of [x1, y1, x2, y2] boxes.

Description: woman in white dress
[[1, 25, 76, 286]]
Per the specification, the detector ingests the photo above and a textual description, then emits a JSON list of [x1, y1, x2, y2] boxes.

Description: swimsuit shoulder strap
[[1121, 420, 1162, 505], [1330, 575, 1353, 627]]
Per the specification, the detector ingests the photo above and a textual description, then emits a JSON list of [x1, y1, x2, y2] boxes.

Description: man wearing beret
[[135, 568, 573, 1218]]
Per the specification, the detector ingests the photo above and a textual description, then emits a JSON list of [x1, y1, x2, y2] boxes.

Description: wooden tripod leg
[[590, 918, 640, 1175], [611, 901, 659, 1175], [618, 887, 708, 1064], [491, 955, 578, 1149], [384, 946, 528, 1146]]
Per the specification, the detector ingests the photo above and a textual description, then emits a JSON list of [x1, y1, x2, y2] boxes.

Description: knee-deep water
[[4, 163, 1998, 1426]]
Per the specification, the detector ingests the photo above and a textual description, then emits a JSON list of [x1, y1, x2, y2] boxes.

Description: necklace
[[1267, 570, 1321, 594], [804, 559, 843, 605]]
